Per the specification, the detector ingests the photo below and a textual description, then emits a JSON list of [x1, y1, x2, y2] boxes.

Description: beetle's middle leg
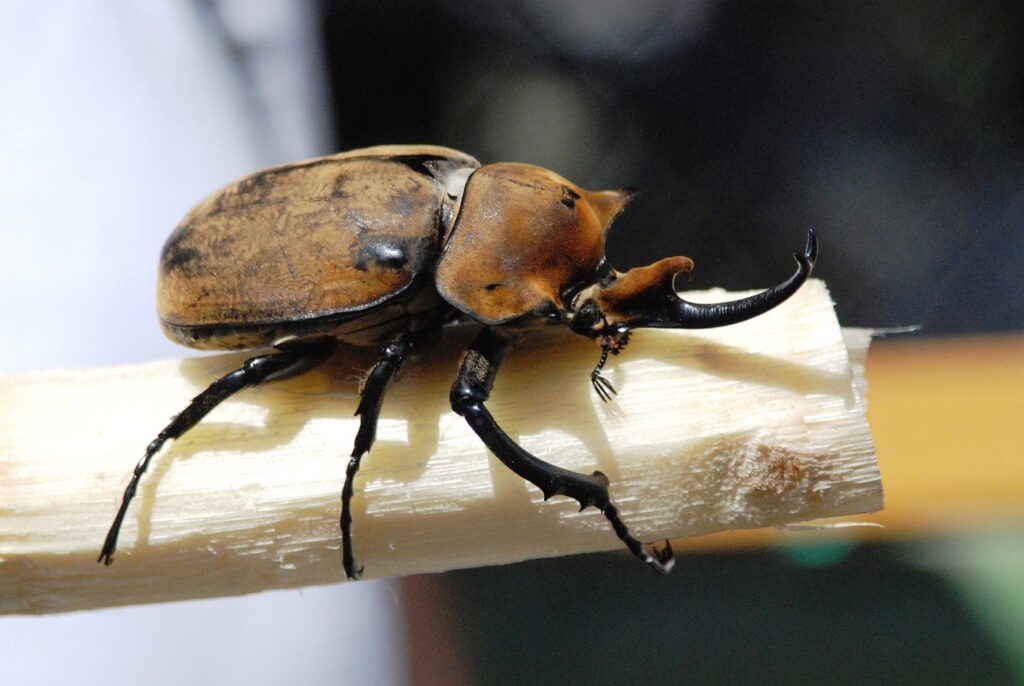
[[342, 330, 431, 580], [450, 327, 674, 574], [98, 336, 338, 565]]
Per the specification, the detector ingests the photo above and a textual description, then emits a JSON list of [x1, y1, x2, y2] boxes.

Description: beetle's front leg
[[450, 328, 674, 574]]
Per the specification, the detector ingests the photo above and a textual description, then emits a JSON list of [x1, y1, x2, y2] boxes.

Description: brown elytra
[[157, 145, 479, 349]]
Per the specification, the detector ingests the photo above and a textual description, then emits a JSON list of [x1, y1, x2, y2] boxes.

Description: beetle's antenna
[[590, 338, 617, 403]]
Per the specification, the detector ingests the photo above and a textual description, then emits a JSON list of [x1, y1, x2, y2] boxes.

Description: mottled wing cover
[[157, 146, 478, 347]]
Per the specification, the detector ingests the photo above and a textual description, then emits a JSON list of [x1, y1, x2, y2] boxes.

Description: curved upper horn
[[597, 230, 817, 330]]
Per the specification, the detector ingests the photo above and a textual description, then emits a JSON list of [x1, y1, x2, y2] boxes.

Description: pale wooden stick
[[0, 279, 880, 614]]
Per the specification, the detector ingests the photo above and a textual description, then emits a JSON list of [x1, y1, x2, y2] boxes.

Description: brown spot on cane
[[748, 445, 806, 496]]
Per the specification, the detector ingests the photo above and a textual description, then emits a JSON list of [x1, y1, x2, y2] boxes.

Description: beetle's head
[[567, 255, 691, 340], [568, 231, 818, 400]]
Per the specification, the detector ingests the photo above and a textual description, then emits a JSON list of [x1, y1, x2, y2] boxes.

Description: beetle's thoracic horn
[[598, 230, 817, 330]]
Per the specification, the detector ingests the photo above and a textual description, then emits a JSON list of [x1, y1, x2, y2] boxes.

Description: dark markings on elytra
[[162, 246, 202, 273], [352, 234, 437, 274], [484, 282, 503, 291], [236, 172, 275, 198], [355, 240, 409, 272], [214, 157, 369, 209], [330, 175, 351, 200], [208, 153, 463, 203], [385, 189, 416, 219], [160, 224, 200, 273]]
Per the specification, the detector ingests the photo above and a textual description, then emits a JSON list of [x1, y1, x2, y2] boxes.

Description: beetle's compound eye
[[569, 300, 605, 336]]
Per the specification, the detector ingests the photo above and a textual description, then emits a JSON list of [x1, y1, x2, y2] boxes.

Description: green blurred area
[[429, 532, 1024, 685]]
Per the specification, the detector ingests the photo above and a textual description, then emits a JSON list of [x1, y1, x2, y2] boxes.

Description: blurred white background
[[0, 2, 409, 684]]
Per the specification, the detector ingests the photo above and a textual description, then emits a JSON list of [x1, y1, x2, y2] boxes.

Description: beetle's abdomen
[[158, 147, 478, 349]]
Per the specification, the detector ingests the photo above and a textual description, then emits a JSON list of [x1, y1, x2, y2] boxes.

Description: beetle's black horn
[[598, 230, 817, 330]]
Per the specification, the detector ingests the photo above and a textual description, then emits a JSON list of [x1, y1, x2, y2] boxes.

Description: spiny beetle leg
[[98, 337, 337, 566], [342, 330, 426, 580], [450, 328, 673, 573]]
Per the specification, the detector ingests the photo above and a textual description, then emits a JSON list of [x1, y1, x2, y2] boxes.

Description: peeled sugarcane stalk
[[0, 279, 880, 614]]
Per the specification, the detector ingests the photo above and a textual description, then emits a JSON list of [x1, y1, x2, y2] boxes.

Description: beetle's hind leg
[[98, 336, 337, 565], [450, 328, 674, 574], [342, 330, 429, 580]]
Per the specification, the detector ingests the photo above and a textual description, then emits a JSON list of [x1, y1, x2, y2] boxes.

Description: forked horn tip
[[799, 229, 818, 270]]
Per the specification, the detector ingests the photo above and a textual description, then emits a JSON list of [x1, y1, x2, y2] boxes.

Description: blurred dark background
[[318, 1, 1023, 683]]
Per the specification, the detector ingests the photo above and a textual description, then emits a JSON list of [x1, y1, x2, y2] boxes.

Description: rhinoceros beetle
[[99, 144, 816, 578]]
